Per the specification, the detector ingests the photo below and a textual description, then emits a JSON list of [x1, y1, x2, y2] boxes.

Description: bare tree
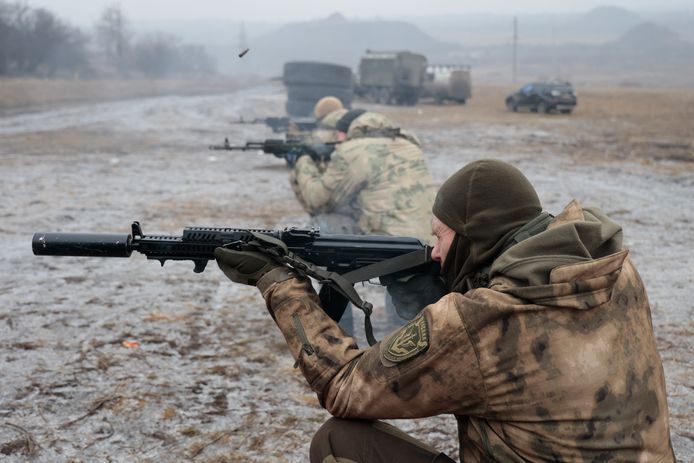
[[1, 0, 212, 78], [0, 1, 89, 76], [178, 44, 216, 74], [0, 3, 10, 73], [131, 33, 178, 78], [95, 3, 130, 73], [131, 33, 217, 78]]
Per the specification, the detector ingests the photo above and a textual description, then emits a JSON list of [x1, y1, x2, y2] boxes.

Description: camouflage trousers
[[310, 418, 456, 463]]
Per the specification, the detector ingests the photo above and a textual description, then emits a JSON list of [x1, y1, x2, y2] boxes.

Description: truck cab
[[356, 50, 427, 105]]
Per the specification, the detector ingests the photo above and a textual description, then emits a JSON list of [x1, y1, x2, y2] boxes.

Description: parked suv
[[506, 82, 577, 114]]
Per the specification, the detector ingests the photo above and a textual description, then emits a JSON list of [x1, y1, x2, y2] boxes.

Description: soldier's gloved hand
[[386, 274, 448, 320], [214, 248, 292, 289], [309, 143, 334, 162], [284, 149, 307, 168]]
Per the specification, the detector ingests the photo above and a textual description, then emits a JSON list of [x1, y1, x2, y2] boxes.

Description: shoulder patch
[[383, 316, 429, 364]]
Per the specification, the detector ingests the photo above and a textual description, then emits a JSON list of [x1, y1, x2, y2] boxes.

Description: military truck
[[283, 61, 354, 117], [355, 50, 427, 105], [421, 65, 472, 104]]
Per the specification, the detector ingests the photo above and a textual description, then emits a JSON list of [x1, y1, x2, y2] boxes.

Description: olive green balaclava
[[432, 159, 542, 292]]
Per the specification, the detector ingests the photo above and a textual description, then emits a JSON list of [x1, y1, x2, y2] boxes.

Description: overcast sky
[[18, 0, 694, 25]]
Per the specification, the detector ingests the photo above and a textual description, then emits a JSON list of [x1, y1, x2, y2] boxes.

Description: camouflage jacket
[[258, 201, 674, 462], [290, 112, 436, 241]]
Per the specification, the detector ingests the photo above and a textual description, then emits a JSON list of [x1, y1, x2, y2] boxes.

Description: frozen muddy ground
[[0, 84, 692, 462]]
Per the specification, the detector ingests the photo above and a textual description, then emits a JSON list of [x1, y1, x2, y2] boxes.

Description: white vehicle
[[422, 64, 472, 104]]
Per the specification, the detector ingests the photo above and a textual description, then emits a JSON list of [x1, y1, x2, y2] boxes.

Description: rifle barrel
[[33, 232, 133, 257]]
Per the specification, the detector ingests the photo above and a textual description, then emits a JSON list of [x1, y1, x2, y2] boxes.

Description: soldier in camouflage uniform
[[290, 110, 436, 241], [291, 109, 437, 335], [289, 107, 355, 235], [290, 107, 348, 171], [216, 159, 674, 462]]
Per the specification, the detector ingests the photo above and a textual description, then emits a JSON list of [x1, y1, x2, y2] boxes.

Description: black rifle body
[[32, 223, 435, 280], [208, 138, 336, 165], [33, 223, 441, 344]]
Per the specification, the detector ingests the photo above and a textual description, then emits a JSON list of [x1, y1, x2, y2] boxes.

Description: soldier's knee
[[312, 417, 338, 445], [310, 417, 364, 463], [310, 417, 339, 462]]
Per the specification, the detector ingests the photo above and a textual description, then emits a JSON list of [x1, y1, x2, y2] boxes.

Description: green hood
[[346, 112, 421, 146], [320, 108, 349, 130], [490, 200, 627, 309]]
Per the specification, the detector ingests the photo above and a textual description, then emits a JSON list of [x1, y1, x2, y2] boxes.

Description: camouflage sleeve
[[292, 146, 367, 214], [262, 278, 486, 420], [289, 166, 309, 212]]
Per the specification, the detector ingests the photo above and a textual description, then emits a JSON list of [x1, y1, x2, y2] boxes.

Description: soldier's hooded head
[[320, 108, 348, 130], [335, 108, 367, 134], [432, 159, 542, 292]]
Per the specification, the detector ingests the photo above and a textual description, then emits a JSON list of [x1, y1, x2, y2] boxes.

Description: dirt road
[[0, 83, 692, 461]]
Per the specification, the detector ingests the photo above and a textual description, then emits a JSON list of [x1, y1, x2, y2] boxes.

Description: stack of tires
[[283, 62, 354, 117]]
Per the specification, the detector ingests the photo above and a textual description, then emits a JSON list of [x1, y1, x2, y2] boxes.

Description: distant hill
[[459, 19, 694, 86], [128, 7, 694, 85], [409, 5, 649, 47], [612, 21, 686, 51], [645, 10, 694, 43], [578, 6, 642, 33], [593, 22, 694, 74], [238, 14, 463, 75]]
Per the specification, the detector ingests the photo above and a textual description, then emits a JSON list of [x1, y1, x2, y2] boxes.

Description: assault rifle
[[233, 116, 318, 134], [32, 222, 441, 345], [208, 138, 337, 166]]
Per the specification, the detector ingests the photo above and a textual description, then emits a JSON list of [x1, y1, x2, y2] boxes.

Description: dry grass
[[386, 84, 694, 135], [0, 76, 259, 114], [1, 126, 160, 156], [380, 84, 694, 167], [570, 86, 694, 140]]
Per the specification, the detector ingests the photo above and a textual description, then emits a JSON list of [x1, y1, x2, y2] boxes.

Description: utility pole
[[551, 15, 559, 81], [512, 16, 518, 83]]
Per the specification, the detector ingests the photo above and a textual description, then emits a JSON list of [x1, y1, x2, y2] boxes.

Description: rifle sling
[[340, 249, 430, 284], [248, 233, 430, 347], [285, 253, 378, 346], [308, 249, 429, 346], [298, 250, 430, 346]]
